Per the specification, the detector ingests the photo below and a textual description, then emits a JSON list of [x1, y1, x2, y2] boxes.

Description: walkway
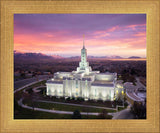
[[33, 86, 46, 93], [112, 105, 135, 119], [36, 99, 117, 111], [18, 99, 99, 116]]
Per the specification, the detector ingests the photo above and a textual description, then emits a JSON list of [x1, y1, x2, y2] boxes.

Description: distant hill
[[88, 56, 107, 58], [68, 56, 80, 59], [51, 55, 64, 59], [88, 55, 123, 59], [14, 51, 64, 59], [14, 51, 143, 62], [67, 55, 123, 59], [14, 52, 64, 63], [109, 55, 123, 59], [14, 52, 52, 59], [128, 56, 141, 59]]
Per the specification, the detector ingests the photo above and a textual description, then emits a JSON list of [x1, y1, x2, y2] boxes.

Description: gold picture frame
[[0, 0, 159, 132]]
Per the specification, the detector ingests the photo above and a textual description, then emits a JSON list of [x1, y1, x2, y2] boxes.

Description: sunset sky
[[14, 14, 146, 58]]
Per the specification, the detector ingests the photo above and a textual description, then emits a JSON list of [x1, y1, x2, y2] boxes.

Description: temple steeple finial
[[83, 34, 85, 49]]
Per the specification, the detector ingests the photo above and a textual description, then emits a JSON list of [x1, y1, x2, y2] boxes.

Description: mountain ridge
[[14, 51, 144, 60]]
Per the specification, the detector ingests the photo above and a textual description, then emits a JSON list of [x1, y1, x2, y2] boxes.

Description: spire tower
[[76, 36, 92, 73]]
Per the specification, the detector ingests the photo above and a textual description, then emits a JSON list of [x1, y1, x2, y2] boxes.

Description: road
[[126, 91, 143, 101], [135, 77, 146, 90], [125, 77, 146, 102], [112, 106, 135, 119], [14, 79, 46, 93], [14, 75, 50, 90]]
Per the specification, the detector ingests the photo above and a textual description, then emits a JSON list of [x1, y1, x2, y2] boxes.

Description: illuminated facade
[[46, 40, 124, 101]]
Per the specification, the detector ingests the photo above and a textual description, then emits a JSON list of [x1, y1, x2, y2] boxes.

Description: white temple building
[[46, 40, 124, 101]]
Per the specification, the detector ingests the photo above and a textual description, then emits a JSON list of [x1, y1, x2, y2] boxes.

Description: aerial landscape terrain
[[14, 52, 146, 119]]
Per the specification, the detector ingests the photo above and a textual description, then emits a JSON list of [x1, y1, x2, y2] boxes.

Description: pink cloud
[[42, 33, 54, 38], [106, 26, 120, 32], [134, 32, 146, 37], [14, 23, 146, 57]]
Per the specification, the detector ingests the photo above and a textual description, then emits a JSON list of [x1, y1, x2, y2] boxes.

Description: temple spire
[[83, 34, 85, 49]]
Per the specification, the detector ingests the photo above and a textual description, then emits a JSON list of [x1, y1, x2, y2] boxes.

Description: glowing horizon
[[14, 14, 146, 58]]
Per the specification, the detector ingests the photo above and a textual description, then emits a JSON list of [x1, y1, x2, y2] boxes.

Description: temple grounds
[[14, 80, 127, 119]]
